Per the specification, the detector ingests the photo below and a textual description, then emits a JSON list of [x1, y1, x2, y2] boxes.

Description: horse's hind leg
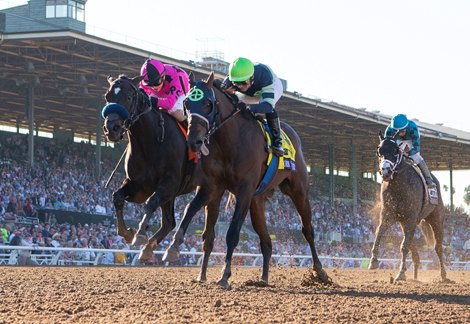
[[280, 179, 331, 284], [198, 190, 224, 282], [139, 200, 176, 263], [369, 212, 393, 270], [410, 240, 420, 280], [249, 195, 272, 284], [425, 211, 447, 281], [163, 186, 213, 262], [112, 180, 136, 243]]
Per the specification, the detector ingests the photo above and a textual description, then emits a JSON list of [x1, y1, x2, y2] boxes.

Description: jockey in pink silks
[[139, 59, 189, 123]]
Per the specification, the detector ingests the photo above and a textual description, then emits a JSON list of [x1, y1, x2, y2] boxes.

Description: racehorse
[[370, 133, 447, 281], [102, 75, 203, 260], [163, 72, 331, 287]]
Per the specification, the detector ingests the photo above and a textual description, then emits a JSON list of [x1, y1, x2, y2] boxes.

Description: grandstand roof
[[1, 30, 470, 173]]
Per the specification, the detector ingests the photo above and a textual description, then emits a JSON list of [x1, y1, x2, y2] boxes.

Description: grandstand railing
[[1, 246, 468, 270]]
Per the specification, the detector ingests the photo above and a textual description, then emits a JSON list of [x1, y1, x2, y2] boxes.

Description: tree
[[463, 186, 470, 206]]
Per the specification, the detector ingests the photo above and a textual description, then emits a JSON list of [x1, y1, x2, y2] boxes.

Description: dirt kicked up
[[0, 267, 468, 323]]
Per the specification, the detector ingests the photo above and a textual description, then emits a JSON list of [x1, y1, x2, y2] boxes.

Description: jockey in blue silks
[[385, 114, 436, 188]]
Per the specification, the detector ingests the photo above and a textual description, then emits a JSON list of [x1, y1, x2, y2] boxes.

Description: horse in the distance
[[370, 133, 447, 281], [163, 72, 331, 288], [102, 75, 203, 260]]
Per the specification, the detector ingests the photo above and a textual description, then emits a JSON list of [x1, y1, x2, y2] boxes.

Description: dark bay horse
[[370, 134, 447, 281], [102, 75, 203, 260], [163, 72, 331, 287]]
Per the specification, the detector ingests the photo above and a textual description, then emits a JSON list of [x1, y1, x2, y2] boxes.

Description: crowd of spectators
[[0, 131, 469, 267]]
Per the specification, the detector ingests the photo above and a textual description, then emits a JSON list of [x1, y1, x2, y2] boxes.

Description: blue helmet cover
[[391, 114, 408, 130]]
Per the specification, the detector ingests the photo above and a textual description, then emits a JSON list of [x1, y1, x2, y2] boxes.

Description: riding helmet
[[229, 57, 254, 82], [391, 114, 409, 130], [140, 59, 165, 86]]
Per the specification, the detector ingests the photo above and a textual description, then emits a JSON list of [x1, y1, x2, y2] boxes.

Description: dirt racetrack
[[0, 266, 468, 323]]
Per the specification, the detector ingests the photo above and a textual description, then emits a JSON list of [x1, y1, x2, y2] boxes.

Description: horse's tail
[[418, 220, 436, 248]]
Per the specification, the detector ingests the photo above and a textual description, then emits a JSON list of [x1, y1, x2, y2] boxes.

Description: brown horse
[[370, 134, 447, 281], [163, 72, 331, 287], [102, 75, 204, 260]]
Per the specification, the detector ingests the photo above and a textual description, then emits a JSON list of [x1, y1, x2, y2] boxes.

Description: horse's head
[[102, 75, 146, 143], [377, 131, 402, 181], [184, 72, 220, 153]]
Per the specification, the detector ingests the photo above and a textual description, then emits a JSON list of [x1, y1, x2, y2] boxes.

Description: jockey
[[139, 59, 189, 124], [222, 57, 285, 157], [385, 114, 436, 188]]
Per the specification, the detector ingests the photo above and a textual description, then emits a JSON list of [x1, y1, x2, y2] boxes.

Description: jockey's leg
[[169, 108, 188, 129], [417, 160, 436, 188], [266, 111, 284, 157]]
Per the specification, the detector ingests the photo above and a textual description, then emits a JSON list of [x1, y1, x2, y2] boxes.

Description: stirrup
[[270, 144, 285, 157]]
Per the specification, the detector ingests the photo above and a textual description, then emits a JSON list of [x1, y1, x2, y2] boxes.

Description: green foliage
[[463, 185, 470, 206]]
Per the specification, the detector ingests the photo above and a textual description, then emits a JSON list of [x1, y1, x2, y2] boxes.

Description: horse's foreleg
[[249, 196, 272, 284], [112, 182, 136, 243], [218, 194, 251, 289], [369, 215, 393, 270], [198, 193, 223, 283], [396, 223, 416, 281], [132, 189, 168, 247], [163, 187, 210, 262], [139, 200, 176, 263]]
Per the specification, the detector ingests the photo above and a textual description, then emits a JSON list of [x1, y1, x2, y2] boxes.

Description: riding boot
[[266, 113, 285, 157], [418, 161, 436, 188]]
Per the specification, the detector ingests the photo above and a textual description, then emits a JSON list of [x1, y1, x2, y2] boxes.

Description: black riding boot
[[418, 161, 436, 188], [266, 113, 284, 157]]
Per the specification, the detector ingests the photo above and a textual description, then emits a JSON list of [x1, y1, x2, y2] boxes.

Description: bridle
[[185, 80, 241, 146], [108, 77, 152, 132], [377, 138, 404, 180]]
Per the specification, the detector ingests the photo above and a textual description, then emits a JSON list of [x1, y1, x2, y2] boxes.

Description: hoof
[[395, 272, 406, 281], [138, 246, 154, 263], [368, 258, 379, 270], [318, 269, 333, 285], [216, 279, 231, 289], [197, 275, 207, 283], [162, 247, 180, 262]]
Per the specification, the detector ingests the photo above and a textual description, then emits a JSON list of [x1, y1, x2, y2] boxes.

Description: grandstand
[[0, 0, 469, 268]]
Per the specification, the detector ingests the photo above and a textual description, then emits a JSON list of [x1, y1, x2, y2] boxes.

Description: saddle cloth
[[410, 163, 439, 205], [258, 121, 296, 171]]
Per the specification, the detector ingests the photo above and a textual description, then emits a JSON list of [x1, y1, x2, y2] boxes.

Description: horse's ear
[[206, 72, 215, 87], [131, 75, 143, 87], [188, 72, 196, 87], [107, 75, 114, 85], [378, 130, 384, 141]]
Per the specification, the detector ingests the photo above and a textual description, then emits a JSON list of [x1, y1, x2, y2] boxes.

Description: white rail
[[1, 246, 469, 270]]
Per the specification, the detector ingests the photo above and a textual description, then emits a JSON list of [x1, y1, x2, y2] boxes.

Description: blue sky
[[1, 0, 469, 209]]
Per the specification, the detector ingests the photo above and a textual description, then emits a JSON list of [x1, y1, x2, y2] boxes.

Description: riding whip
[[104, 146, 127, 188]]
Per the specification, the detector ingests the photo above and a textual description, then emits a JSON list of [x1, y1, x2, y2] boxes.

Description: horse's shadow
[[240, 283, 469, 307]]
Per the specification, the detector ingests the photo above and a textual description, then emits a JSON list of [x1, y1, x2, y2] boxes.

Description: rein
[[203, 87, 242, 144]]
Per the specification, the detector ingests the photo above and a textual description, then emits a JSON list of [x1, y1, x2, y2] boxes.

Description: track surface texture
[[0, 267, 468, 323]]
